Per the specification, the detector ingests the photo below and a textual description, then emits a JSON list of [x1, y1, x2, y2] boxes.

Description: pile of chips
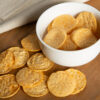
[[47, 69, 87, 97], [43, 11, 98, 50], [0, 47, 29, 74], [0, 12, 92, 98]]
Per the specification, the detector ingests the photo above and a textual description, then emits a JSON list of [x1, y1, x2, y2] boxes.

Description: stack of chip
[[43, 11, 98, 50], [0, 21, 87, 98]]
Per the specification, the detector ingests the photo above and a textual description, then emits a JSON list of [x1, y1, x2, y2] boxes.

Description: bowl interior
[[36, 2, 100, 41]]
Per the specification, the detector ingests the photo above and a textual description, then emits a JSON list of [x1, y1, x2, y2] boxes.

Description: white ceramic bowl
[[36, 2, 100, 67]]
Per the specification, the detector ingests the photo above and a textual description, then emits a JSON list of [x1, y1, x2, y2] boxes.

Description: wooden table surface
[[0, 0, 100, 100]]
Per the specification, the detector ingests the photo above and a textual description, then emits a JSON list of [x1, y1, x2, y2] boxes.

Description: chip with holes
[[0, 50, 14, 74], [0, 74, 20, 98], [27, 53, 54, 71], [23, 75, 48, 97], [8, 47, 29, 69], [43, 28, 67, 48], [76, 11, 97, 33], [71, 28, 97, 48], [51, 15, 77, 33], [60, 35, 77, 50], [21, 33, 41, 52], [16, 67, 43, 87], [47, 71, 76, 97], [66, 69, 87, 94]]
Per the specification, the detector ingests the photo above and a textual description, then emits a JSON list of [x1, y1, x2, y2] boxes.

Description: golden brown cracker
[[23, 75, 48, 97], [60, 35, 77, 50], [0, 50, 14, 74], [71, 28, 97, 48], [52, 15, 77, 33], [21, 33, 41, 52], [16, 67, 43, 87], [47, 71, 76, 97], [66, 69, 87, 94], [27, 53, 54, 71], [76, 11, 97, 33], [43, 28, 67, 48], [8, 47, 29, 69], [0, 74, 20, 98]]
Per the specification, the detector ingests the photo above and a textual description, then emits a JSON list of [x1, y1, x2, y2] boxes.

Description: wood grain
[[0, 0, 100, 100]]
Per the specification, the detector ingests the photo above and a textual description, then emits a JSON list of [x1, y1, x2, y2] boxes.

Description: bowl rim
[[36, 2, 100, 53]]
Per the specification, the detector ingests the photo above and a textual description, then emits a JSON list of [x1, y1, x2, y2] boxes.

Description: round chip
[[0, 50, 14, 74], [27, 53, 54, 71], [8, 47, 29, 69], [60, 35, 77, 50], [16, 67, 43, 87], [0, 74, 20, 98], [51, 15, 77, 33], [76, 11, 97, 33], [23, 75, 48, 97], [66, 69, 87, 94], [71, 28, 97, 48], [43, 28, 67, 48], [21, 33, 41, 52], [47, 71, 76, 97]]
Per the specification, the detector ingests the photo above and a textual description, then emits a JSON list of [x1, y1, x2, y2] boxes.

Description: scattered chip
[[51, 15, 77, 33], [60, 35, 77, 50], [21, 33, 41, 52], [47, 71, 76, 97], [71, 28, 97, 48], [27, 53, 54, 71], [8, 47, 29, 69], [23, 75, 48, 97], [76, 11, 97, 33], [0, 74, 20, 98], [16, 67, 43, 87], [43, 28, 67, 48], [0, 50, 14, 74], [66, 69, 87, 94]]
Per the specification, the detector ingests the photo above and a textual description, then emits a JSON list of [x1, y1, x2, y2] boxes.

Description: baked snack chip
[[76, 11, 97, 33], [51, 15, 77, 33], [60, 35, 77, 50], [21, 33, 41, 52], [71, 28, 97, 48], [0, 50, 14, 74], [0, 74, 20, 98], [43, 28, 67, 48], [16, 67, 43, 87], [23, 75, 48, 97], [47, 71, 76, 97], [27, 53, 54, 71], [66, 69, 87, 94], [8, 47, 29, 69]]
